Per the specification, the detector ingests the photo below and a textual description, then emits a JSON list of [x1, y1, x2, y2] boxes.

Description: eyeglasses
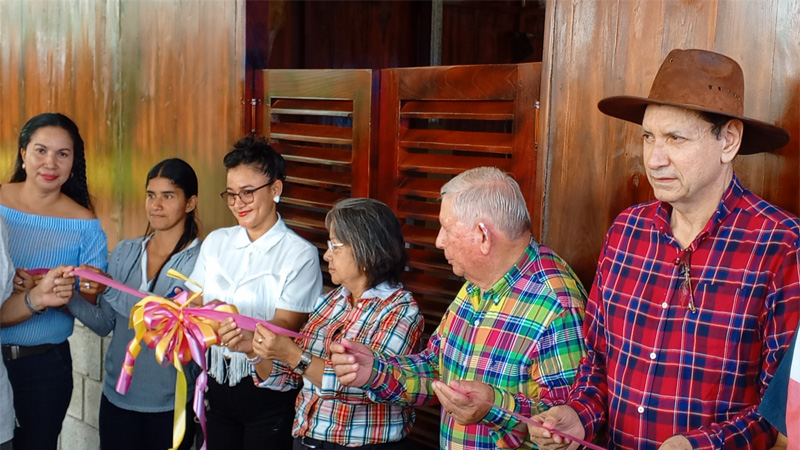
[[220, 181, 274, 206], [327, 240, 345, 253], [677, 249, 696, 313]]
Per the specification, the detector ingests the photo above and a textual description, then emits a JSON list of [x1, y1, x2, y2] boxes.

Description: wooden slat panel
[[285, 163, 352, 188], [395, 64, 519, 100], [271, 122, 353, 145], [401, 100, 514, 120], [281, 205, 328, 232], [271, 98, 353, 116], [403, 272, 464, 296], [400, 128, 513, 153], [415, 295, 457, 316], [282, 185, 343, 209], [268, 69, 373, 100], [401, 223, 439, 247], [397, 198, 440, 221], [406, 248, 451, 274], [398, 152, 513, 175], [293, 227, 329, 249], [397, 177, 446, 198], [264, 68, 373, 200], [274, 142, 352, 165]]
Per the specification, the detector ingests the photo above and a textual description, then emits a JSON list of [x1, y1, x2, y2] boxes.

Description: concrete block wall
[[60, 322, 107, 450]]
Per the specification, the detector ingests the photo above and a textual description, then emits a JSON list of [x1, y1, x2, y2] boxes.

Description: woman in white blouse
[[188, 137, 322, 450]]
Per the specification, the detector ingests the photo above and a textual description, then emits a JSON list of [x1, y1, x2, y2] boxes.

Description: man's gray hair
[[440, 167, 531, 240]]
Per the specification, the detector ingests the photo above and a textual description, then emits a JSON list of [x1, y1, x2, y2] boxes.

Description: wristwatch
[[293, 350, 312, 375]]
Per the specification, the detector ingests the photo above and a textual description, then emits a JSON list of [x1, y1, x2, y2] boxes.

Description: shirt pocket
[[688, 282, 760, 401]]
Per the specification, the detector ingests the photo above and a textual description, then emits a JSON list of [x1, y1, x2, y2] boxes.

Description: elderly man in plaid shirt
[[331, 166, 588, 449], [530, 49, 800, 450]]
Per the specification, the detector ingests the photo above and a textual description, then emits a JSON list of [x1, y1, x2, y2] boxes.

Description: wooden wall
[[539, 0, 800, 286], [0, 0, 244, 248]]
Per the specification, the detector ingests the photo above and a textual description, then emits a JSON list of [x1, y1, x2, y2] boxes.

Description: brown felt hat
[[597, 48, 790, 154]]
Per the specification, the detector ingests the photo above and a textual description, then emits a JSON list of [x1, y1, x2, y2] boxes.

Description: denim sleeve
[[759, 333, 796, 435]]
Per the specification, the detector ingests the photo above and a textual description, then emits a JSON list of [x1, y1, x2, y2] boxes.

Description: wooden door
[[262, 69, 375, 276], [377, 62, 541, 448]]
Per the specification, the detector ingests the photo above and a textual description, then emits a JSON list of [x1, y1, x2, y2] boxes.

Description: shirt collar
[[465, 236, 537, 308], [232, 215, 289, 250], [140, 234, 200, 255], [652, 174, 744, 248], [337, 281, 403, 302]]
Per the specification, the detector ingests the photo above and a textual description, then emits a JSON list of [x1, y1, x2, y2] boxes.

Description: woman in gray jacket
[[71, 158, 201, 450]]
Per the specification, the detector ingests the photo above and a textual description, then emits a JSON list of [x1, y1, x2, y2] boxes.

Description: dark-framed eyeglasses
[[327, 240, 345, 254], [219, 181, 274, 206], [677, 249, 696, 313]]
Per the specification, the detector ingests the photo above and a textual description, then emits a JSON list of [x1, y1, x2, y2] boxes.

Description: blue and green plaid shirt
[[367, 237, 587, 449]]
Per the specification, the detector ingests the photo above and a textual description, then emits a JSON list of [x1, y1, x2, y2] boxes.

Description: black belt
[[2, 343, 56, 361], [298, 436, 406, 450]]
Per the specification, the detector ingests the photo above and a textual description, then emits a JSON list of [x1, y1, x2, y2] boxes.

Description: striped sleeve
[[320, 292, 423, 403]]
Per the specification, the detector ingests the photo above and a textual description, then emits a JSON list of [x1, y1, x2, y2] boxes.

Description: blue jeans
[[5, 341, 72, 450]]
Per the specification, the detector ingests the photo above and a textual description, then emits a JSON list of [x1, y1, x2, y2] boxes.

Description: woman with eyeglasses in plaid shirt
[[245, 198, 422, 450]]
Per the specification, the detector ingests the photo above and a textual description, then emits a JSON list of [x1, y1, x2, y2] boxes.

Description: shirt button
[[649, 352, 657, 360], [637, 406, 644, 414], [662, 302, 668, 309], [473, 319, 480, 327], [357, 302, 363, 309]]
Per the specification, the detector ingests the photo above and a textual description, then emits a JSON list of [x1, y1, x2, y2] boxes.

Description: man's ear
[[478, 222, 491, 255], [720, 119, 743, 164]]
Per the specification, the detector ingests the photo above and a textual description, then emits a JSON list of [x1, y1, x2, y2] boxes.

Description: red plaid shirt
[[566, 175, 800, 449], [270, 283, 423, 446]]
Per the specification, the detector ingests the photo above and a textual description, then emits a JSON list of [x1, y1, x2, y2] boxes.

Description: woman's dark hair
[[12, 113, 94, 211], [325, 198, 407, 288], [144, 158, 200, 287], [223, 136, 286, 182]]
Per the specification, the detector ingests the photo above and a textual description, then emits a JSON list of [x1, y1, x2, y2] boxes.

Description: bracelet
[[246, 354, 263, 365], [24, 291, 43, 315]]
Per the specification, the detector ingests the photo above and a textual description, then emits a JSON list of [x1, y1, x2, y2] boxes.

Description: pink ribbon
[[68, 269, 310, 450], [71, 268, 597, 449], [183, 307, 313, 340], [72, 268, 150, 299]]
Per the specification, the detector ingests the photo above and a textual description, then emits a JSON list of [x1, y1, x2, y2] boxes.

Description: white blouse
[[189, 217, 322, 388]]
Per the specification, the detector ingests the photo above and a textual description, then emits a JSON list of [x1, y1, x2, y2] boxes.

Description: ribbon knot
[[117, 291, 237, 450]]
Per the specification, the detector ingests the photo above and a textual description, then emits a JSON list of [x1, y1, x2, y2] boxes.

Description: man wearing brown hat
[[529, 49, 800, 449]]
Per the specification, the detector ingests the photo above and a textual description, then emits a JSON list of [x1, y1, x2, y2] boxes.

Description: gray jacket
[[70, 236, 201, 412]]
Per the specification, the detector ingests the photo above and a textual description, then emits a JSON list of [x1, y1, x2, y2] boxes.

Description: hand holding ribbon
[[330, 339, 603, 450], [71, 268, 309, 450]]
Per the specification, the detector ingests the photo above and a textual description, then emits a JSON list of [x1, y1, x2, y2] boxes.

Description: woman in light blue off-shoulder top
[[0, 113, 108, 450]]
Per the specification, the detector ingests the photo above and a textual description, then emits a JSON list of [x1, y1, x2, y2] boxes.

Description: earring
[[273, 195, 280, 204], [21, 163, 25, 170]]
